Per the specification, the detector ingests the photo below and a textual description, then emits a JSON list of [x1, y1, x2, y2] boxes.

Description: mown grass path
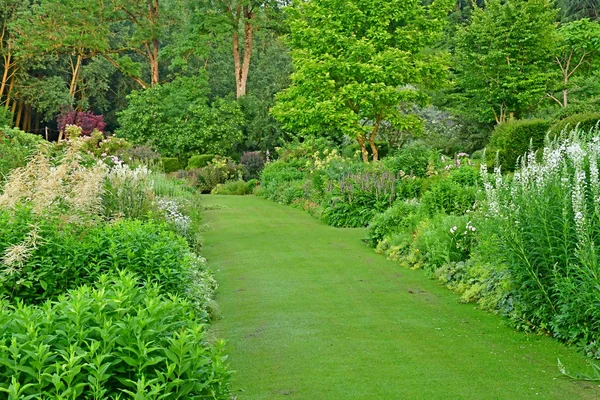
[[202, 195, 600, 399]]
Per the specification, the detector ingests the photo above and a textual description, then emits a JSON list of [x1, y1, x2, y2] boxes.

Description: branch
[[567, 52, 588, 80], [546, 93, 564, 107], [102, 54, 148, 89]]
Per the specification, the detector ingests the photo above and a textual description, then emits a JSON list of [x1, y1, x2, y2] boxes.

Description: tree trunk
[[69, 54, 82, 97], [34, 111, 40, 134], [233, 28, 242, 97], [368, 119, 381, 162], [5, 74, 14, 109], [23, 105, 31, 132], [357, 135, 369, 163], [233, 5, 254, 99], [15, 101, 23, 128], [0, 52, 11, 101], [150, 39, 160, 86]]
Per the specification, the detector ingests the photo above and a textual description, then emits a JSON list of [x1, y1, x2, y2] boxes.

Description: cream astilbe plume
[[1, 225, 43, 275], [0, 147, 107, 221]]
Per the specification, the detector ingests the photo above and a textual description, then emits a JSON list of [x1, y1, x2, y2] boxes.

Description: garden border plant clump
[[0, 126, 231, 398]]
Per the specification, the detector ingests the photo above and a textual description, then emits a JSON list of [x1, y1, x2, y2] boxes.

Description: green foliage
[[341, 142, 390, 160], [0, 272, 231, 399], [189, 156, 242, 193], [161, 157, 184, 173], [486, 119, 551, 171], [550, 112, 600, 136], [0, 108, 12, 127], [0, 214, 196, 305], [421, 178, 479, 216], [117, 77, 244, 158], [365, 200, 422, 247], [321, 168, 401, 227], [480, 130, 600, 355], [272, 0, 453, 161], [211, 180, 252, 196], [102, 165, 157, 220], [454, 0, 557, 123], [550, 19, 600, 107], [382, 145, 440, 177], [187, 154, 215, 170], [259, 159, 306, 201], [0, 127, 44, 182]]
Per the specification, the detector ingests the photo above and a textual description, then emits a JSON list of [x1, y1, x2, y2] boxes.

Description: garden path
[[203, 195, 600, 400]]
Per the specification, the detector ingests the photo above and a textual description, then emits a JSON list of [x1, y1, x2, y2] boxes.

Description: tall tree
[[272, 0, 452, 162], [454, 0, 557, 124], [549, 19, 600, 108], [12, 0, 110, 99], [209, 0, 285, 98], [0, 0, 28, 113]]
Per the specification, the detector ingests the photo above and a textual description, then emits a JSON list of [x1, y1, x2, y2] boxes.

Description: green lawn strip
[[203, 195, 600, 400]]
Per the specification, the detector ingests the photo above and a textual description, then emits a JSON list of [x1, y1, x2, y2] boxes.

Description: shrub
[[241, 151, 265, 180], [0, 127, 44, 182], [0, 107, 12, 127], [193, 156, 241, 193], [410, 214, 477, 272], [549, 112, 600, 137], [365, 200, 422, 247], [486, 119, 551, 171], [161, 157, 184, 173], [57, 108, 107, 135], [321, 168, 399, 227], [0, 216, 198, 304], [125, 145, 162, 164], [0, 272, 231, 399], [211, 180, 251, 195], [421, 176, 479, 216], [382, 145, 440, 177], [259, 159, 306, 200], [187, 154, 216, 170]]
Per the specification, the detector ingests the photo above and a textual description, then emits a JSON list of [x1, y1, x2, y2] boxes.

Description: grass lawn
[[203, 195, 600, 400]]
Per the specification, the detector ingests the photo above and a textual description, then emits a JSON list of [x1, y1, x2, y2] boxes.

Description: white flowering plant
[[480, 128, 600, 353]]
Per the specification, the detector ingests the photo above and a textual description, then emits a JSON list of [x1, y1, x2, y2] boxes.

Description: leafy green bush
[[259, 159, 306, 200], [187, 154, 215, 170], [0, 108, 12, 127], [117, 76, 243, 157], [410, 214, 477, 271], [365, 200, 422, 247], [421, 177, 479, 216], [321, 169, 399, 227], [382, 145, 439, 177], [0, 127, 44, 182], [191, 156, 241, 193], [0, 272, 231, 399], [0, 214, 198, 304], [211, 180, 251, 195], [161, 157, 184, 173], [549, 112, 600, 137], [486, 119, 551, 171]]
